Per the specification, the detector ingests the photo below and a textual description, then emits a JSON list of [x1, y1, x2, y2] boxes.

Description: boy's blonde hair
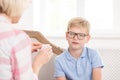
[[0, 0, 29, 17], [67, 17, 90, 35]]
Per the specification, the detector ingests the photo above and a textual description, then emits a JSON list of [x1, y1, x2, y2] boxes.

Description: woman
[[0, 0, 53, 80]]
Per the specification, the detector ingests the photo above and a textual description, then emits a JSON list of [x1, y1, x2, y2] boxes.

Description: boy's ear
[[85, 35, 91, 43]]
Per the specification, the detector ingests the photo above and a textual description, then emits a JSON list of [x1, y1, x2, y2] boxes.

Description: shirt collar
[[65, 47, 87, 60], [0, 16, 11, 24], [80, 47, 87, 58]]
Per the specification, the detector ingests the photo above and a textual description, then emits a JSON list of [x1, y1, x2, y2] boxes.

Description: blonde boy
[[54, 17, 104, 80]]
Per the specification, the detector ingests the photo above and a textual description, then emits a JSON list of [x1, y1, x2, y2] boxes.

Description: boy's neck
[[68, 48, 83, 59]]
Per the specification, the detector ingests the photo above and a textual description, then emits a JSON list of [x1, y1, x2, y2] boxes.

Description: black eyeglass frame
[[67, 31, 89, 40]]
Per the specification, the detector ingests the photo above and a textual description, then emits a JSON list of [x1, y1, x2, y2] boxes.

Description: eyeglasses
[[67, 31, 88, 40]]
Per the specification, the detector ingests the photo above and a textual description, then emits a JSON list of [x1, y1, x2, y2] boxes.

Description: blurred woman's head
[[0, 0, 29, 23]]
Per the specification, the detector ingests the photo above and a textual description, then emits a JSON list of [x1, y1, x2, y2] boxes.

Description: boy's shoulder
[[85, 47, 100, 57], [86, 47, 98, 52]]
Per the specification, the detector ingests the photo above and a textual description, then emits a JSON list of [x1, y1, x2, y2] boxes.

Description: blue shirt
[[54, 47, 104, 80]]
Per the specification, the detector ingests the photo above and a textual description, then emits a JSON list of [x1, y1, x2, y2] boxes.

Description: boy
[[54, 17, 104, 80]]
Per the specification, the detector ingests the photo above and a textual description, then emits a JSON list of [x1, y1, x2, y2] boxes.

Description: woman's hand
[[32, 44, 53, 75], [32, 42, 42, 53]]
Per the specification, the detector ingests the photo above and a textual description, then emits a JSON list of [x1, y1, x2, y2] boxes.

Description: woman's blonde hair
[[67, 17, 90, 35], [0, 0, 29, 17]]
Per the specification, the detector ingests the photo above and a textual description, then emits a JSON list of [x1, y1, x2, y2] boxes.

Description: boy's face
[[66, 26, 90, 50]]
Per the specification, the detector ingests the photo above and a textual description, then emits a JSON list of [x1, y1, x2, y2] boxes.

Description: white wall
[[114, 0, 120, 33], [17, 0, 120, 34]]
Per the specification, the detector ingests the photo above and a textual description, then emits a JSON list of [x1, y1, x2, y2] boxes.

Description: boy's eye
[[69, 32, 75, 35], [78, 33, 85, 37]]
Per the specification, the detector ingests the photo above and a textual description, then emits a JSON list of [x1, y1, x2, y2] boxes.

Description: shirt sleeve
[[0, 48, 39, 80], [91, 50, 104, 68]]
